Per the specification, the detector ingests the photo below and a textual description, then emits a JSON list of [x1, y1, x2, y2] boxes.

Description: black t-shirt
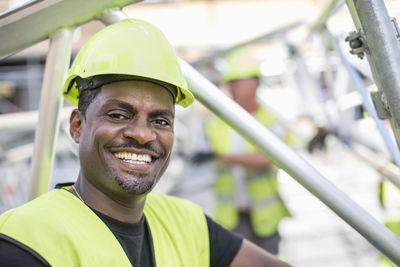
[[90, 208, 156, 267], [0, 203, 242, 267]]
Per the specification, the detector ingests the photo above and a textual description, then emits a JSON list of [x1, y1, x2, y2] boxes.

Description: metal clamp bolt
[[345, 30, 368, 59]]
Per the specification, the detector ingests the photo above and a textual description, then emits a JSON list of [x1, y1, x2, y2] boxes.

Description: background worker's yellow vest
[[0, 189, 209, 267], [206, 107, 291, 237], [378, 180, 400, 267]]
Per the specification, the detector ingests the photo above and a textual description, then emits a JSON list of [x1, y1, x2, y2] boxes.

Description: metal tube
[[29, 28, 73, 200], [0, 107, 74, 131], [306, 0, 343, 39], [190, 20, 304, 68], [179, 59, 400, 264], [0, 0, 142, 59], [345, 0, 361, 27], [325, 29, 400, 168], [346, 0, 400, 148], [351, 143, 400, 190]]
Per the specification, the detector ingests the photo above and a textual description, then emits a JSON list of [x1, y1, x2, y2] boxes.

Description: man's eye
[[153, 119, 169, 126], [107, 113, 128, 120]]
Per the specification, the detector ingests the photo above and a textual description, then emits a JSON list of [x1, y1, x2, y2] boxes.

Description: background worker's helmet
[[220, 46, 262, 83], [63, 18, 193, 107]]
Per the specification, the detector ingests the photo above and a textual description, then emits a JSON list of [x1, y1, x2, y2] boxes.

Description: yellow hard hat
[[220, 46, 262, 82], [63, 18, 193, 107]]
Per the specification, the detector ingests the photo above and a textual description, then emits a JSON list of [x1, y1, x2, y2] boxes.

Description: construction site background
[[1, 0, 400, 266]]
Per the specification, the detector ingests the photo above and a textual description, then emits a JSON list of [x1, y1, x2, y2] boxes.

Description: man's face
[[227, 77, 259, 108], [70, 80, 175, 197]]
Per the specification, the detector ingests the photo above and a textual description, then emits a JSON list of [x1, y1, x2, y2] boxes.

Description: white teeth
[[125, 160, 146, 164], [114, 152, 152, 163]]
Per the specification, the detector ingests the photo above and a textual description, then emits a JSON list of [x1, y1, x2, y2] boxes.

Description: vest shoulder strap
[[145, 193, 210, 267]]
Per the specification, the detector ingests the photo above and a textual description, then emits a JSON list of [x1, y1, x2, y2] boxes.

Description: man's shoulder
[[0, 190, 67, 244], [1, 190, 55, 217], [0, 189, 77, 229]]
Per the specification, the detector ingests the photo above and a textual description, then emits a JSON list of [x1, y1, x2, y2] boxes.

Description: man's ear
[[70, 109, 83, 144]]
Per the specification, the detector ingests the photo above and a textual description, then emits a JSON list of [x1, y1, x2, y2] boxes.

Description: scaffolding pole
[[0, 107, 74, 131], [29, 28, 73, 200], [190, 20, 304, 68], [0, 0, 142, 59], [346, 0, 400, 148], [325, 29, 400, 169], [351, 143, 400, 190]]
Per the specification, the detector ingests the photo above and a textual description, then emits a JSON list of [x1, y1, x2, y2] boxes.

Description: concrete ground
[[278, 137, 382, 267]]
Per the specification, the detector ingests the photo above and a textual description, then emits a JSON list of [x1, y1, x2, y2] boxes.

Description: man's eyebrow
[[150, 109, 175, 118], [102, 98, 174, 117], [102, 99, 133, 111]]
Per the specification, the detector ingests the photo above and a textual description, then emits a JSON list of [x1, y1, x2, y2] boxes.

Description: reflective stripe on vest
[[206, 106, 291, 237], [0, 189, 209, 267]]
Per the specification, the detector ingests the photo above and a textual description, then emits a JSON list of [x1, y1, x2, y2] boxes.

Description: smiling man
[[72, 80, 175, 197], [0, 19, 291, 267]]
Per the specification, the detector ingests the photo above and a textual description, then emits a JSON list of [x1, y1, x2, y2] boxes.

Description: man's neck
[[70, 177, 146, 224]]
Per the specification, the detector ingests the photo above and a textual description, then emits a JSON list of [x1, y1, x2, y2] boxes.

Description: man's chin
[[114, 175, 155, 195]]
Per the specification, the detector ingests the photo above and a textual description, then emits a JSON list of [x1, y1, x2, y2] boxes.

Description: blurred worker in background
[[192, 47, 292, 255], [0, 19, 291, 267]]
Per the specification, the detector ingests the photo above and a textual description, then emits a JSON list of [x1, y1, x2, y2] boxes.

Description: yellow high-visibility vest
[[206, 106, 291, 237], [0, 189, 209, 267]]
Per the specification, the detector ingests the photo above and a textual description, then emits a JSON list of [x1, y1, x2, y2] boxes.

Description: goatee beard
[[111, 168, 155, 195]]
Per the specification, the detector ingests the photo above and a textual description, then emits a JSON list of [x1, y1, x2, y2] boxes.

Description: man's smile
[[112, 151, 156, 172], [114, 151, 152, 165]]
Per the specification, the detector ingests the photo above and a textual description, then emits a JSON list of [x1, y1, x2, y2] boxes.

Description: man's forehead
[[95, 81, 175, 111]]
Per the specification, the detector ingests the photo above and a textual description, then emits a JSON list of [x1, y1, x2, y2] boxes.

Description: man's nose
[[123, 119, 156, 144]]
